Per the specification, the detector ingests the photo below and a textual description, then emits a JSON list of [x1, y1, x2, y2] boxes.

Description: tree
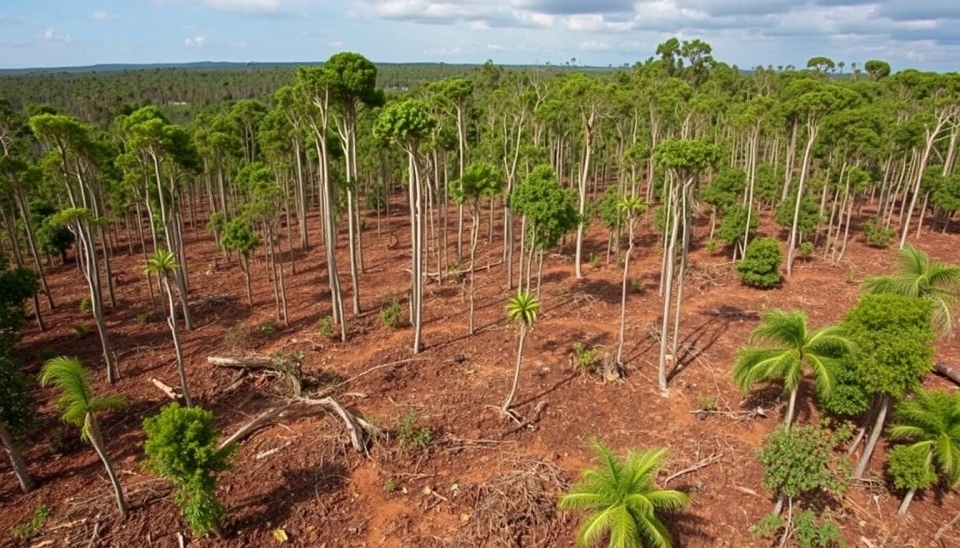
[[144, 248, 192, 407], [653, 139, 721, 394], [143, 403, 235, 537], [502, 291, 540, 414], [733, 310, 851, 428], [861, 244, 960, 337], [887, 389, 960, 514], [616, 196, 646, 366], [39, 357, 128, 517], [221, 218, 260, 307], [864, 60, 891, 80], [559, 440, 690, 548], [374, 99, 438, 354], [450, 161, 503, 334], [841, 294, 935, 479], [736, 237, 783, 289]]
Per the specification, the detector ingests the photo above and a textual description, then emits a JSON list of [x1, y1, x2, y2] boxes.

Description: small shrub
[[11, 505, 50, 540], [36, 346, 58, 362], [316, 316, 336, 339], [886, 444, 937, 493], [588, 253, 601, 269], [258, 321, 276, 334], [696, 394, 718, 412], [136, 311, 150, 325], [448, 263, 463, 284], [704, 238, 719, 253], [383, 478, 398, 494], [380, 295, 403, 329], [143, 403, 235, 537], [78, 297, 91, 315], [862, 217, 895, 248], [736, 237, 782, 288], [571, 342, 598, 370], [616, 253, 626, 268], [797, 241, 814, 259], [395, 409, 432, 450], [70, 323, 92, 338], [629, 278, 645, 294]]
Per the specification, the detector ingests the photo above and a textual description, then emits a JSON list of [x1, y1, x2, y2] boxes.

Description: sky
[[0, 1, 958, 71]]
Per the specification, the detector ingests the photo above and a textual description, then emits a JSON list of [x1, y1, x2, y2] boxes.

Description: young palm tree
[[144, 248, 192, 407], [502, 291, 540, 413], [733, 310, 852, 428], [888, 389, 960, 514], [861, 244, 960, 337], [40, 357, 128, 517], [559, 441, 689, 548]]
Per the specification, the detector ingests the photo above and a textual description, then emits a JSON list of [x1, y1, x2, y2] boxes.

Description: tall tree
[[502, 291, 540, 415], [144, 248, 192, 407]]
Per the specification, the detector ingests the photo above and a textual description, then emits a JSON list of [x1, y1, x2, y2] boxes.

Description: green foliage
[[654, 139, 721, 175], [395, 409, 432, 450], [205, 211, 226, 235], [71, 323, 92, 338], [797, 241, 815, 259], [0, 253, 39, 354], [10, 505, 50, 541], [142, 403, 235, 536], [559, 440, 690, 548], [701, 167, 746, 211], [258, 321, 276, 334], [40, 357, 126, 441], [373, 99, 438, 147], [506, 291, 541, 326], [589, 254, 601, 269], [715, 204, 758, 248], [597, 187, 625, 231], [366, 182, 387, 213], [750, 510, 846, 548], [450, 161, 502, 208], [220, 217, 260, 257], [510, 165, 580, 251], [571, 342, 599, 370], [630, 278, 645, 294], [0, 356, 35, 440], [757, 423, 850, 501], [886, 444, 937, 491], [775, 193, 821, 236], [736, 237, 782, 288], [78, 297, 92, 314], [379, 295, 403, 329], [888, 389, 960, 489], [34, 207, 75, 259], [861, 244, 960, 337], [861, 217, 895, 248], [316, 316, 336, 339]]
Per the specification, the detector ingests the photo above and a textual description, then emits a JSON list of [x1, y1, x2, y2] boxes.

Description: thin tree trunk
[[855, 394, 889, 478], [503, 323, 527, 412], [0, 421, 34, 493], [162, 277, 192, 407], [898, 487, 917, 515], [87, 417, 127, 518]]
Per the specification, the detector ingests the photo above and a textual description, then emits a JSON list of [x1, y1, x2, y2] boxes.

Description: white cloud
[[185, 35, 206, 46], [486, 43, 506, 50], [578, 40, 611, 51], [40, 27, 72, 43], [91, 11, 116, 20], [200, 0, 282, 13]]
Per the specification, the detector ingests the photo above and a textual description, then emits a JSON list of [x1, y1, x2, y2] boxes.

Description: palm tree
[[862, 244, 960, 337], [144, 248, 192, 407], [502, 291, 540, 413], [559, 441, 690, 548], [39, 357, 128, 517], [888, 389, 960, 514], [733, 310, 852, 428]]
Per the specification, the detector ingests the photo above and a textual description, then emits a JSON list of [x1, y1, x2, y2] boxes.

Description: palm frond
[[39, 356, 92, 429]]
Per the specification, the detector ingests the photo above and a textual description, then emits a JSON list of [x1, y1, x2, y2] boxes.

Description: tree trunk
[[87, 416, 128, 518], [0, 421, 35, 493], [503, 323, 527, 412], [898, 487, 917, 515], [855, 394, 889, 479], [934, 362, 960, 386], [786, 122, 818, 278], [163, 277, 192, 407], [616, 221, 635, 365], [784, 385, 798, 429]]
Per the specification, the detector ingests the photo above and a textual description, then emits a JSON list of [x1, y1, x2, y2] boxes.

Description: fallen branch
[[501, 401, 548, 437], [935, 508, 960, 543], [663, 452, 723, 485], [150, 377, 182, 401], [317, 358, 419, 397], [207, 356, 281, 371], [219, 402, 294, 450], [934, 362, 960, 387], [300, 396, 378, 453]]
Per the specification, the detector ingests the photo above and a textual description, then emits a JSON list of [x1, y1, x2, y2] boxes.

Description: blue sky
[[1, 1, 958, 71]]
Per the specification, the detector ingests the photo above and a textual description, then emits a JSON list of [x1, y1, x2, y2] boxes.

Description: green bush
[[736, 238, 782, 288], [862, 217, 895, 248], [143, 403, 235, 537], [316, 316, 336, 339], [886, 444, 937, 492], [11, 505, 50, 540], [797, 241, 814, 259], [380, 295, 403, 329], [395, 409, 432, 450]]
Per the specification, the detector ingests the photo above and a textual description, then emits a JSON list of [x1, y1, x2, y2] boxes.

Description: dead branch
[[207, 356, 281, 371], [935, 508, 960, 543], [219, 402, 294, 450], [150, 377, 182, 401], [663, 452, 723, 485], [502, 401, 548, 437], [299, 395, 378, 453], [934, 362, 960, 387]]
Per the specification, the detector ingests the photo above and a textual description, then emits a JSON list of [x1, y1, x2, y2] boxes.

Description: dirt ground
[[2, 196, 959, 548]]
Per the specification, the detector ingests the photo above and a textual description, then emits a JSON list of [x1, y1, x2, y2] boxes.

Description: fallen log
[[207, 356, 280, 371], [934, 362, 960, 387], [150, 377, 182, 401]]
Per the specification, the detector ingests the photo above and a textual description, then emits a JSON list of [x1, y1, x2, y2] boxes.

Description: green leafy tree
[[143, 403, 235, 537], [39, 357, 128, 517], [736, 237, 783, 288], [733, 310, 851, 428], [144, 248, 192, 407], [839, 294, 935, 479], [887, 389, 960, 514], [502, 291, 540, 414], [861, 244, 960, 337], [559, 441, 690, 548], [715, 204, 759, 259], [221, 218, 260, 306]]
